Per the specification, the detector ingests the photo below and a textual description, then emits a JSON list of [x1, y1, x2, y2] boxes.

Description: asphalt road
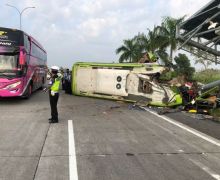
[[0, 90, 220, 180]]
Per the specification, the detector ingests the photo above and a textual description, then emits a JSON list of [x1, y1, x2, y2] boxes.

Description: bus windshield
[[0, 54, 19, 78]]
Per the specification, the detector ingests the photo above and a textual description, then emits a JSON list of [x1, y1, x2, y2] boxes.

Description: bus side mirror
[[19, 50, 26, 65]]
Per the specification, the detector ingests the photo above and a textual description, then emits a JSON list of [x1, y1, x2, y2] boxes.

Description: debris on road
[[110, 105, 120, 109]]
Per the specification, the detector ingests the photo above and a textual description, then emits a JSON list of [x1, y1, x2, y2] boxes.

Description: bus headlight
[[3, 81, 21, 90]]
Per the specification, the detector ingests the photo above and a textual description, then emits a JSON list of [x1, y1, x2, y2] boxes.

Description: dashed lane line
[[68, 120, 78, 180]]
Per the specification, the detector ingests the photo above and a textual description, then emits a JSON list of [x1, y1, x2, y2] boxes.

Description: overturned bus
[[71, 62, 182, 107]]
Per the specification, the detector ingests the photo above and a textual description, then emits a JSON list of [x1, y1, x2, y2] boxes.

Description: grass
[[210, 108, 220, 120], [193, 69, 220, 84], [194, 69, 220, 118], [159, 69, 220, 84]]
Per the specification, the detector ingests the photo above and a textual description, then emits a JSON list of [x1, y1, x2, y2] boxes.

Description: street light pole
[[6, 4, 35, 30]]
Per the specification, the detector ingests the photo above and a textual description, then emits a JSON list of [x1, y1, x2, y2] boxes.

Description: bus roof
[[0, 26, 46, 53], [0, 26, 22, 33], [28, 36, 46, 53]]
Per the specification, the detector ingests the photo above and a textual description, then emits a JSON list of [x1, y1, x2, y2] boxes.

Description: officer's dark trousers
[[49, 92, 59, 122]]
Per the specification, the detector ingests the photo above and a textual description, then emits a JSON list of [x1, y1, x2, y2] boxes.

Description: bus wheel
[[39, 77, 45, 90], [24, 84, 32, 99], [28, 84, 32, 97]]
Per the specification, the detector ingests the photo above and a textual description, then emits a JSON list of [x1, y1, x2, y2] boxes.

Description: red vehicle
[[0, 27, 47, 98]]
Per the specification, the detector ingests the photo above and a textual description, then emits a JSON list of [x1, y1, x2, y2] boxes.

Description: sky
[[0, 0, 212, 69]]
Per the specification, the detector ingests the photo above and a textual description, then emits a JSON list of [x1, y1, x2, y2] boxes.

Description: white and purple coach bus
[[0, 27, 47, 98]]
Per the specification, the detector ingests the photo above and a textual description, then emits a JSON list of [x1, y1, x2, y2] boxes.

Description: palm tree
[[132, 33, 149, 61], [158, 16, 185, 62], [133, 27, 169, 64], [116, 39, 139, 63], [147, 27, 163, 53], [116, 16, 184, 64]]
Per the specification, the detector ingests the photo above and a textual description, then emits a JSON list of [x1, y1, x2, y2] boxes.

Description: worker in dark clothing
[[63, 68, 72, 94], [60, 69, 65, 90], [44, 66, 61, 123]]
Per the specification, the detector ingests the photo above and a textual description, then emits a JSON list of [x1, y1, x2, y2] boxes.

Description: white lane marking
[[189, 159, 220, 180], [143, 107, 220, 147], [68, 120, 78, 180]]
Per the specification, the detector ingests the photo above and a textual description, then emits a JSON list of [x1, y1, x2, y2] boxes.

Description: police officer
[[46, 66, 61, 123]]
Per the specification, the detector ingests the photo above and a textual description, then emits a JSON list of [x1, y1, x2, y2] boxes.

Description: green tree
[[133, 28, 169, 64], [116, 16, 185, 64], [116, 39, 139, 63], [130, 33, 146, 62], [173, 53, 195, 80], [147, 27, 164, 53], [158, 16, 185, 62]]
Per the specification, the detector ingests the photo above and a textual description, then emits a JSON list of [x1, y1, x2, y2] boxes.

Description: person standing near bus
[[44, 66, 61, 123], [64, 68, 72, 94]]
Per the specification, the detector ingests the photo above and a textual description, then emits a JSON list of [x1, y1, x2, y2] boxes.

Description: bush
[[160, 71, 177, 81], [210, 108, 220, 119], [173, 53, 195, 81], [193, 69, 220, 84]]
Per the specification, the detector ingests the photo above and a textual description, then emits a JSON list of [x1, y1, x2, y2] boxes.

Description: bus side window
[[22, 56, 29, 75], [24, 35, 30, 54], [25, 55, 30, 66]]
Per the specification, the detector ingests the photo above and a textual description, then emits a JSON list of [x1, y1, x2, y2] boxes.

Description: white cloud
[[78, 17, 117, 38], [168, 0, 211, 18], [81, 1, 103, 15]]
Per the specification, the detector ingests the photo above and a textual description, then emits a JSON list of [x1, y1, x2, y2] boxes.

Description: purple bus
[[0, 27, 47, 98]]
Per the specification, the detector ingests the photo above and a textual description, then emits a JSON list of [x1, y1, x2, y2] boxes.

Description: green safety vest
[[51, 77, 61, 92]]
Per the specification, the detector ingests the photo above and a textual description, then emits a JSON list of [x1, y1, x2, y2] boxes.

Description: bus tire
[[39, 78, 45, 90], [24, 84, 32, 99]]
